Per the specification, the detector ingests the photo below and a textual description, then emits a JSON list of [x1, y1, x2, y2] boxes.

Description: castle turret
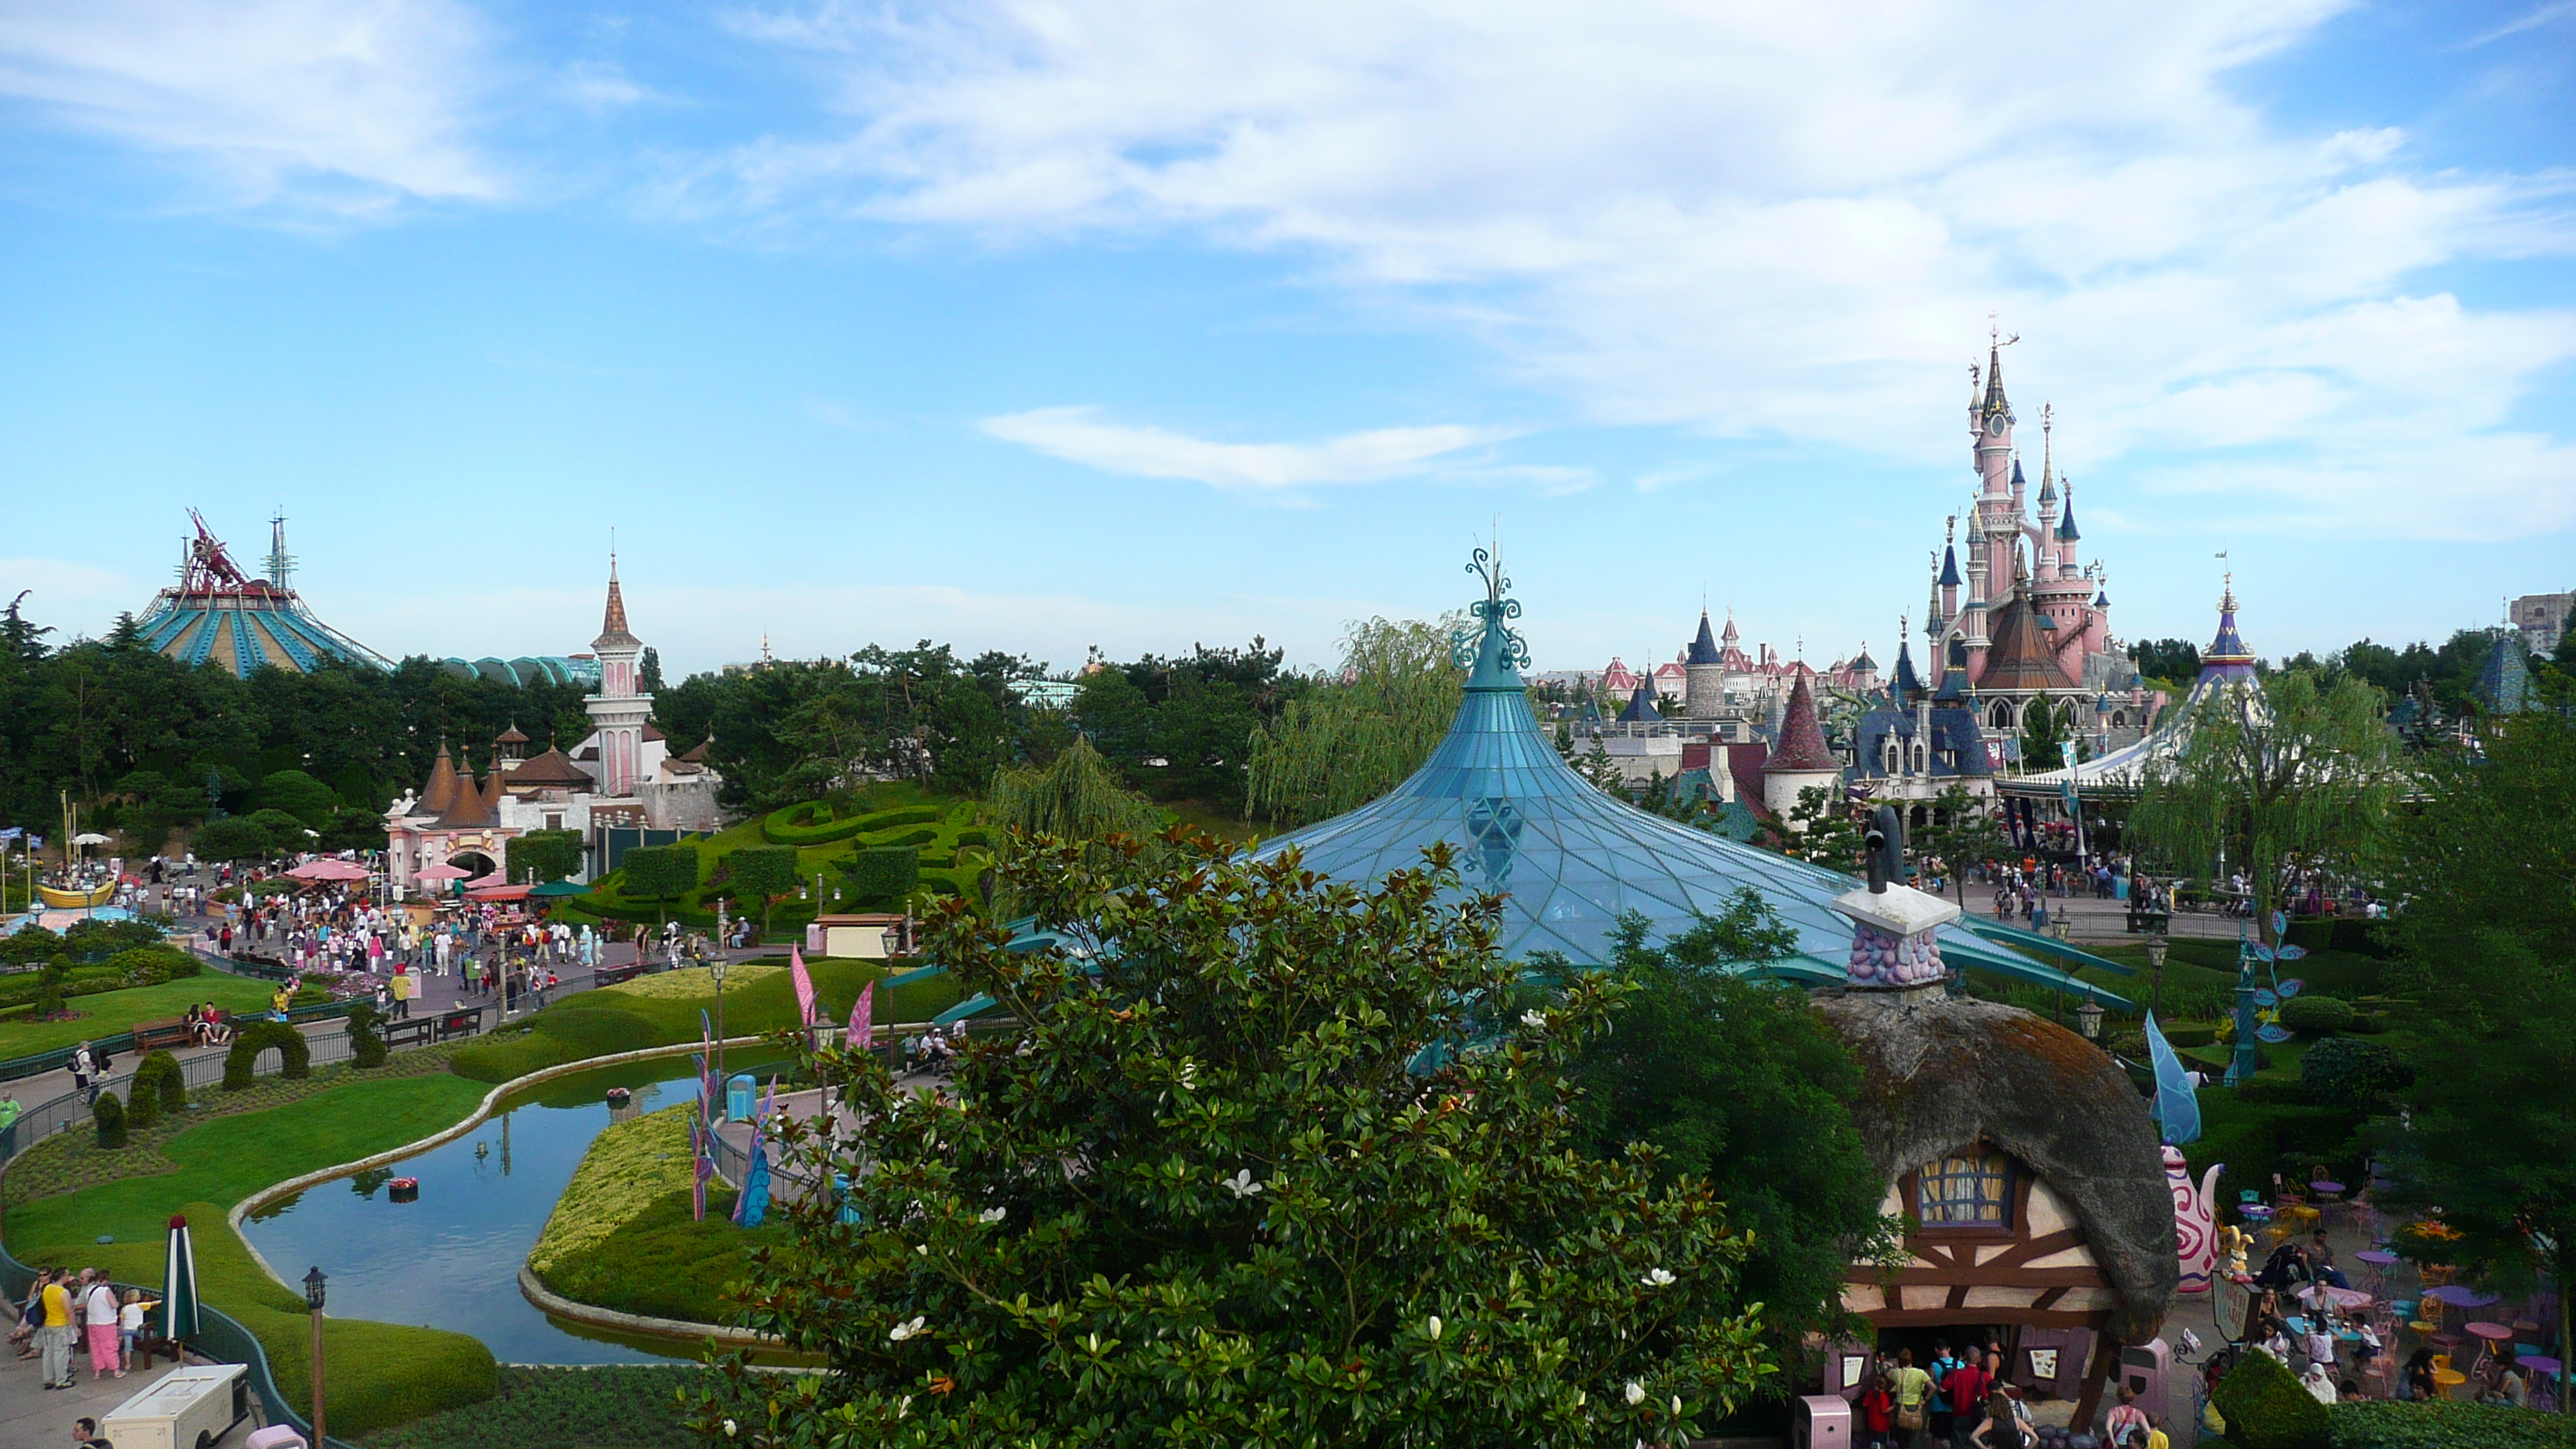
[[584, 556, 655, 799], [1762, 674, 1844, 827], [1938, 516, 1961, 621], [1684, 609, 1725, 721]]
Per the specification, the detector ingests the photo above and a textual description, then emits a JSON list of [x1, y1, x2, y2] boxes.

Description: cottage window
[[1917, 1149, 2014, 1228]]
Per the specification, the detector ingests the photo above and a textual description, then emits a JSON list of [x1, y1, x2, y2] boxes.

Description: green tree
[[841, 845, 922, 912], [1784, 785, 1865, 872], [2128, 638, 2201, 685], [505, 828, 585, 884], [728, 844, 801, 932], [639, 646, 663, 695], [986, 736, 1165, 854], [1914, 782, 2002, 875], [2018, 692, 2067, 772], [1552, 896, 1903, 1355], [619, 843, 701, 927], [1246, 617, 1462, 827], [2129, 670, 2401, 944], [2368, 711, 2576, 1411], [259, 769, 342, 827], [246, 809, 311, 851], [702, 834, 1777, 1446], [192, 815, 275, 863]]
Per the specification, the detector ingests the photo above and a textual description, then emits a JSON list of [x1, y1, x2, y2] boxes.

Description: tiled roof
[[1687, 611, 1724, 666], [1763, 676, 1839, 772], [504, 747, 592, 789], [1978, 591, 2078, 692], [593, 561, 642, 652]]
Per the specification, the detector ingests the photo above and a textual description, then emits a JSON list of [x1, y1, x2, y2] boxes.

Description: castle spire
[[594, 554, 641, 652]]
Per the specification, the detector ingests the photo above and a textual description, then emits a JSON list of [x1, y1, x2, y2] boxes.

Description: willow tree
[[985, 738, 1166, 914], [1244, 616, 1463, 827], [2129, 669, 2401, 944]]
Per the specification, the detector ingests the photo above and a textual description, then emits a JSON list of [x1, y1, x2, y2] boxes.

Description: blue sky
[[2, 0, 2571, 679]]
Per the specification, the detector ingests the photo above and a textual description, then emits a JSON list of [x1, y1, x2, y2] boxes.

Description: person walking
[[82, 1273, 122, 1381], [1889, 1346, 1934, 1447], [70, 1044, 97, 1107], [36, 1269, 76, 1389]]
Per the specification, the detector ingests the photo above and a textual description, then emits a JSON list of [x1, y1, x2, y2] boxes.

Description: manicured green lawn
[[6, 1070, 498, 1435], [0, 974, 276, 1057], [529, 1105, 783, 1324], [447, 957, 965, 1084]]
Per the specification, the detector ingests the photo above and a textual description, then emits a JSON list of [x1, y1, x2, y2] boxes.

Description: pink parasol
[[414, 862, 473, 882], [465, 871, 507, 889], [286, 859, 369, 882]]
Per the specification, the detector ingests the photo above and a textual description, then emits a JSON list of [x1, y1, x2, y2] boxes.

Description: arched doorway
[[446, 849, 498, 881]]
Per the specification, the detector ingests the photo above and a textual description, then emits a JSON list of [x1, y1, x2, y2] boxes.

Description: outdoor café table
[[2311, 1180, 2345, 1225], [2523, 1357, 2563, 1410], [2355, 1249, 2399, 1292], [2427, 1286, 2500, 1314], [2466, 1321, 2515, 1372]]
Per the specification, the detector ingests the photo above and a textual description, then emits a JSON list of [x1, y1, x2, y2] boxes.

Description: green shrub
[[2328, 1399, 2576, 1448], [135, 1049, 188, 1116], [726, 846, 800, 916], [104, 945, 201, 985], [2162, 1023, 2218, 1048], [192, 815, 275, 862], [864, 825, 940, 848], [247, 807, 313, 849], [852, 804, 940, 832], [224, 1019, 311, 1089], [2212, 1346, 2330, 1449], [93, 1091, 128, 1149], [124, 1067, 161, 1129], [0, 1002, 33, 1023], [2300, 1036, 2411, 1108], [843, 845, 922, 909], [2276, 995, 2355, 1033], [346, 1000, 389, 1068]]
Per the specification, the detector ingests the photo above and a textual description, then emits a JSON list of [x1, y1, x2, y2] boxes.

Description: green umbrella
[[161, 1212, 200, 1341], [527, 879, 591, 897]]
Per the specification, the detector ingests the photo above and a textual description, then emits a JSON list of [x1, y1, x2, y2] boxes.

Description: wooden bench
[[132, 1017, 198, 1052], [381, 1015, 441, 1049], [591, 962, 645, 988]]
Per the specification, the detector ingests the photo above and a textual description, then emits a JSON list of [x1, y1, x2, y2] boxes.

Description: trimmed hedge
[[2276, 995, 2354, 1033], [762, 801, 945, 846], [2211, 1347, 2329, 1449], [2328, 1400, 2576, 1448], [132, 1049, 187, 1121], [224, 1019, 311, 1089], [447, 1005, 666, 1084], [843, 845, 922, 910]]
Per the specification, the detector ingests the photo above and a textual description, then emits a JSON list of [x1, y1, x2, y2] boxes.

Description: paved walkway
[[0, 1341, 238, 1449], [1924, 879, 2263, 946], [5, 867, 769, 1130]]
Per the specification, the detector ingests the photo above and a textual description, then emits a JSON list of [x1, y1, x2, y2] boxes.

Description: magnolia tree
[[700, 831, 1776, 1447]]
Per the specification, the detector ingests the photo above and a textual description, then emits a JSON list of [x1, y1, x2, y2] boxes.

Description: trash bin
[[726, 1073, 758, 1122]]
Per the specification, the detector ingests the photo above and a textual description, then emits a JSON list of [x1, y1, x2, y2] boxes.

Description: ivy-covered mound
[[696, 832, 1776, 1447], [528, 1105, 783, 1322]]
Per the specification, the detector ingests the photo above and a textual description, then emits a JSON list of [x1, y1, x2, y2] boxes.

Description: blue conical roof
[[1939, 543, 1961, 587], [1687, 610, 1723, 666], [1617, 679, 1662, 723], [1255, 556, 2126, 994]]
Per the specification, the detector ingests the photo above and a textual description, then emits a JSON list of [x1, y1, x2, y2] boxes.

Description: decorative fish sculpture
[[2166, 1146, 2223, 1295]]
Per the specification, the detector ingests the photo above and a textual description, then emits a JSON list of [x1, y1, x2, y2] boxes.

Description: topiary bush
[[2212, 1345, 2330, 1449], [92, 1091, 128, 1149], [104, 945, 201, 985], [2276, 995, 2355, 1034], [345, 1000, 389, 1068], [132, 1049, 188, 1119], [842, 845, 922, 910], [224, 1020, 310, 1089]]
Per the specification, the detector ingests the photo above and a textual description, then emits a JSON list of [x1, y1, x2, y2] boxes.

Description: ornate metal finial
[[1453, 546, 1530, 675]]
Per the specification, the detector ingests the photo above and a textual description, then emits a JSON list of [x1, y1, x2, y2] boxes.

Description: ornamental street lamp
[[303, 1266, 328, 1445], [2145, 933, 2170, 1019], [2077, 988, 2104, 1042]]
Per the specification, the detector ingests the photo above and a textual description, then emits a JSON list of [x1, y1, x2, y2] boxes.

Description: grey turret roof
[[1687, 610, 1724, 666]]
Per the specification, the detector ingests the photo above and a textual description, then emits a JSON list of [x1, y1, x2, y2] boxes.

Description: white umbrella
[[72, 833, 111, 845]]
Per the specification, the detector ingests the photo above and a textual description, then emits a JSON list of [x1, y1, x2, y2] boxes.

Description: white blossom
[[1671, 1396, 1684, 1417], [1625, 1381, 1646, 1406], [1642, 1266, 1676, 1288], [1220, 1167, 1265, 1199], [1427, 1315, 1443, 1341], [1520, 1009, 1547, 1029], [979, 1206, 1006, 1224], [721, 1420, 738, 1438], [889, 1315, 927, 1343]]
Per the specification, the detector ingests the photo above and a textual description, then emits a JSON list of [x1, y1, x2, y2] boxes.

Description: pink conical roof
[[1763, 675, 1839, 772]]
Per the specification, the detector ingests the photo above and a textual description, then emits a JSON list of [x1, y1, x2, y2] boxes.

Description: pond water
[[239, 1057, 710, 1365]]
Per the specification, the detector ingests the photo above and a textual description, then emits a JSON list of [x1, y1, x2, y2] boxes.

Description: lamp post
[[303, 1266, 327, 1445], [711, 953, 729, 1084], [2077, 987, 2104, 1042], [2145, 933, 2169, 1019]]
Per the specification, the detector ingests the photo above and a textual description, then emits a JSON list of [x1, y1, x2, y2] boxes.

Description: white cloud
[[978, 406, 1506, 488], [0, 0, 498, 213], [690, 0, 2576, 536]]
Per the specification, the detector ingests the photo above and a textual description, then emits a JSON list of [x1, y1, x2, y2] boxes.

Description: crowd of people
[[1851, 1342, 2170, 1449], [9, 1266, 156, 1391]]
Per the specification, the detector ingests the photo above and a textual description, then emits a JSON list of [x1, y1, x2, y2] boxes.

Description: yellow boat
[[37, 881, 116, 909]]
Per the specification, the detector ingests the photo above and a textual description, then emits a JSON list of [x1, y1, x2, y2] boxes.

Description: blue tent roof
[[1253, 553, 2131, 999], [1616, 680, 1662, 723]]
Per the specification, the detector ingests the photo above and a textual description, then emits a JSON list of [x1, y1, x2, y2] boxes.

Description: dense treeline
[[0, 600, 592, 846], [660, 638, 1307, 817], [2132, 625, 2576, 710]]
